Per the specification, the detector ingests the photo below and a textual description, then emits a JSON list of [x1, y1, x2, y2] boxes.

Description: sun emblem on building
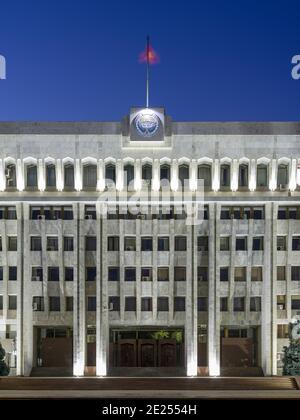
[[135, 110, 159, 138]]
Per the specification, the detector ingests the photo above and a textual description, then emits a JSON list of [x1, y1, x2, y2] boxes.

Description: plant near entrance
[[151, 330, 183, 343], [282, 322, 300, 376], [0, 342, 10, 376]]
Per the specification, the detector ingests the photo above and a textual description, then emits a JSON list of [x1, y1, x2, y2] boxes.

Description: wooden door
[[118, 339, 137, 367], [138, 340, 157, 367], [158, 340, 177, 367]]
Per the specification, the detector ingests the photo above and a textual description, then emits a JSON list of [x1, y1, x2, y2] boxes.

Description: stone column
[[38, 159, 45, 191], [16, 203, 23, 375], [16, 159, 24, 191], [212, 160, 220, 192], [231, 159, 238, 191], [0, 159, 5, 191]]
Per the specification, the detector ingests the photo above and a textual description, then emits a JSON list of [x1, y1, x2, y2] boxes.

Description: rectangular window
[[197, 297, 208, 312], [291, 296, 300, 310], [0, 237, 2, 251], [292, 266, 300, 281], [158, 267, 169, 282], [220, 164, 230, 188], [9, 266, 17, 281], [277, 324, 289, 339], [108, 267, 119, 281], [277, 266, 286, 281], [197, 236, 208, 252], [236, 236, 247, 251], [234, 267, 246, 282], [250, 297, 261, 312], [220, 297, 228, 312], [0, 295, 3, 310], [85, 205, 96, 220], [124, 237, 136, 251], [158, 237, 169, 251], [7, 206, 17, 219], [277, 236, 286, 251], [65, 267, 74, 282], [49, 297, 60, 312], [125, 268, 136, 282], [47, 236, 58, 251], [253, 237, 264, 251], [26, 165, 38, 188], [85, 236, 97, 251], [174, 267, 186, 282], [141, 237, 153, 251], [220, 237, 230, 251], [174, 297, 185, 312], [220, 267, 229, 282], [157, 297, 169, 312], [86, 267, 96, 282], [125, 297, 136, 312], [141, 268, 152, 282], [220, 207, 230, 219], [32, 267, 43, 281], [292, 236, 300, 251], [87, 296, 96, 312], [8, 237, 17, 251], [198, 267, 208, 282], [253, 207, 264, 219], [257, 165, 268, 187], [8, 295, 17, 310], [66, 297, 73, 312], [109, 296, 120, 311], [63, 236, 74, 251], [141, 297, 152, 312], [277, 295, 286, 310], [33, 296, 44, 311], [48, 267, 59, 282], [251, 267, 263, 282], [31, 236, 42, 251], [0, 267, 3, 281], [278, 207, 287, 220], [175, 236, 187, 251], [233, 297, 245, 312], [107, 236, 119, 251]]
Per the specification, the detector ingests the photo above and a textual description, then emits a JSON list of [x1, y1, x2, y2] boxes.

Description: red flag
[[139, 42, 159, 65]]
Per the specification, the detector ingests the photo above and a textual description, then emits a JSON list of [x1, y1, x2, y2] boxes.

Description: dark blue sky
[[0, 0, 299, 121]]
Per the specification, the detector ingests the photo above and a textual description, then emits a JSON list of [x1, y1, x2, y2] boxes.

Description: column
[[56, 159, 63, 191], [0, 159, 5, 191], [171, 159, 178, 191], [74, 159, 82, 192], [289, 159, 297, 191], [249, 159, 256, 192], [231, 159, 238, 192], [152, 159, 160, 191], [38, 159, 45, 191], [134, 159, 142, 191], [16, 159, 24, 191], [16, 203, 23, 375], [212, 159, 220, 192], [116, 159, 123, 191], [97, 159, 105, 192]]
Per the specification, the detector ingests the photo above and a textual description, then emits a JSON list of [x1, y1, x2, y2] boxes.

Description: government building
[[0, 107, 299, 377]]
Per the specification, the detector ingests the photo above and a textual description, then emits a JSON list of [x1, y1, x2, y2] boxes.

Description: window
[[5, 163, 17, 189], [234, 267, 246, 282], [65, 267, 74, 282], [250, 297, 261, 312], [141, 237, 153, 251], [253, 236, 264, 251], [33, 296, 44, 312], [277, 266, 286, 281], [277, 236, 286, 251], [8, 295, 17, 310], [198, 164, 211, 189], [289, 207, 299, 219], [158, 237, 169, 251], [157, 297, 169, 312], [66, 297, 73, 312], [174, 297, 185, 312], [31, 236, 42, 251], [48, 267, 59, 282], [278, 207, 287, 220], [49, 297, 60, 312], [141, 297, 152, 312], [32, 267, 43, 281], [175, 236, 186, 251], [124, 237, 136, 251], [292, 266, 300, 281], [85, 205, 96, 220], [124, 164, 134, 189], [46, 164, 56, 188], [85, 236, 96, 251], [277, 295, 286, 310], [0, 296, 3, 310], [6, 206, 17, 220], [105, 164, 116, 187], [142, 164, 152, 186], [277, 324, 289, 339], [251, 267, 263, 282], [26, 164, 38, 188], [158, 267, 169, 282], [236, 237, 247, 251], [141, 268, 152, 282], [160, 164, 171, 183], [233, 297, 245, 312], [108, 236, 119, 251], [63, 237, 74, 251], [125, 297, 136, 312], [277, 164, 289, 188], [292, 236, 300, 251], [47, 237, 58, 251], [253, 207, 264, 219], [108, 267, 119, 281], [83, 164, 97, 189], [87, 296, 96, 312], [86, 267, 96, 282], [198, 267, 208, 282], [0, 267, 2, 281], [125, 268, 136, 282], [63, 206, 73, 220], [220, 164, 230, 188], [220, 206, 264, 220], [239, 164, 248, 188], [220, 297, 228, 312], [291, 296, 300, 310], [257, 164, 268, 188], [220, 237, 230, 251], [220, 267, 229, 282], [178, 164, 189, 189], [64, 164, 74, 189], [174, 267, 186, 282], [109, 296, 120, 311], [220, 207, 230, 219], [198, 297, 208, 312], [197, 236, 208, 252], [9, 267, 17, 281], [8, 237, 17, 251]]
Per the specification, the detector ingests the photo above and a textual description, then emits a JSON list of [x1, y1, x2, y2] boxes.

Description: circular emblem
[[135, 111, 159, 138]]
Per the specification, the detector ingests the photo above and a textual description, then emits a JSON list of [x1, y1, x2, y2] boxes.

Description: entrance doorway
[[36, 327, 73, 368]]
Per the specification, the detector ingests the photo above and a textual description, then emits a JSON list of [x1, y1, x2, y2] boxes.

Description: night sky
[[0, 0, 299, 121]]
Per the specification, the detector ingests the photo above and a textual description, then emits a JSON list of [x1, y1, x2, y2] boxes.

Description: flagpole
[[146, 35, 150, 108]]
